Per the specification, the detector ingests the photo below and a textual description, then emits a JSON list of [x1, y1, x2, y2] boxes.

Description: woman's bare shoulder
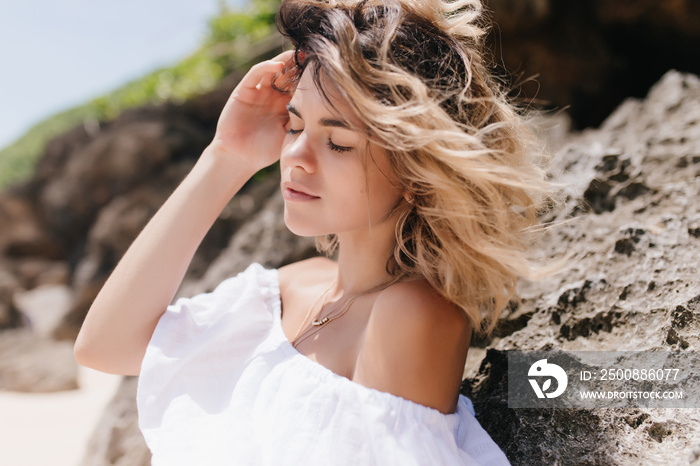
[[370, 279, 471, 342], [354, 279, 472, 413]]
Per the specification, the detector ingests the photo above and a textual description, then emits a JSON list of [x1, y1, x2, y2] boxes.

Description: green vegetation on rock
[[0, 0, 281, 189]]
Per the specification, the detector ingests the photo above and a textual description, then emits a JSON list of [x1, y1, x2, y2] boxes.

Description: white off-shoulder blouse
[[137, 263, 511, 465]]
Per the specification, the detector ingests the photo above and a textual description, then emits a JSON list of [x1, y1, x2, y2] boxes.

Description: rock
[[13, 284, 74, 338], [485, 0, 700, 128], [462, 349, 620, 465], [72, 162, 196, 292], [591, 0, 700, 38], [462, 71, 700, 464], [54, 164, 282, 341], [174, 169, 282, 283], [31, 123, 95, 190], [37, 107, 213, 264], [78, 376, 151, 466], [14, 258, 70, 289], [0, 329, 78, 392], [52, 278, 106, 342], [177, 189, 317, 298], [0, 264, 22, 330], [0, 193, 63, 259]]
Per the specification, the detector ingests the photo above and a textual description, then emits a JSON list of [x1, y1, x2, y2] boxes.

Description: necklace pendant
[[312, 316, 329, 326]]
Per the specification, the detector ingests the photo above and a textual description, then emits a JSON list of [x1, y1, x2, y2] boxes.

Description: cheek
[[334, 174, 369, 214], [367, 165, 402, 206], [323, 152, 401, 222], [326, 155, 365, 190], [324, 165, 369, 220]]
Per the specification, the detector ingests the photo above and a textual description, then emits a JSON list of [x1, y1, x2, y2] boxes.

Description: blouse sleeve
[[137, 263, 275, 434]]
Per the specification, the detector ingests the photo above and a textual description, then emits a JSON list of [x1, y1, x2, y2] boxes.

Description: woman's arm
[[74, 52, 294, 375]]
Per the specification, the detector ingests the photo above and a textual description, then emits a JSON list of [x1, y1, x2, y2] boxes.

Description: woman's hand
[[75, 51, 298, 375], [208, 50, 296, 173]]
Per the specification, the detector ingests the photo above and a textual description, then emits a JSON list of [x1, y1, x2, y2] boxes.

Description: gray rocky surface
[[78, 377, 151, 466], [462, 70, 700, 465], [0, 329, 78, 392], [13, 284, 73, 338]]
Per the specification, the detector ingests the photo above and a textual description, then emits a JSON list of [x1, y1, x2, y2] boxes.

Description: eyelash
[[286, 128, 352, 153], [327, 139, 352, 153]]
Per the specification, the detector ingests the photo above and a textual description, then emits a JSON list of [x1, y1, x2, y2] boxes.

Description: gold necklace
[[290, 280, 336, 344], [291, 276, 402, 348]]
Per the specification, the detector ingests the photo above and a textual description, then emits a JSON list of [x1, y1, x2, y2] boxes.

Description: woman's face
[[280, 68, 404, 238]]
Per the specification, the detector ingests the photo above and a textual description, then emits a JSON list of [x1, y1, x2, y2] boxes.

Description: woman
[[75, 0, 552, 464]]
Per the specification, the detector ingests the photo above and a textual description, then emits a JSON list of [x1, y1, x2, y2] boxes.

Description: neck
[[331, 218, 398, 298]]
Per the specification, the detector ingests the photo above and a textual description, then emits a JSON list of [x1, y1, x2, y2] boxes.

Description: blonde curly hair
[[275, 0, 558, 336]]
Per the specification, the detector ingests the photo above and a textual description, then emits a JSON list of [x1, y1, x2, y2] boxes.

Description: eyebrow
[[286, 103, 351, 129]]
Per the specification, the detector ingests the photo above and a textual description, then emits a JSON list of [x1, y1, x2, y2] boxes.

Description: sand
[[0, 366, 121, 466]]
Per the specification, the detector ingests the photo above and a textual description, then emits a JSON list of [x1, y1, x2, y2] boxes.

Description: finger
[[240, 59, 287, 90], [258, 63, 296, 92], [258, 51, 299, 92], [271, 54, 301, 92], [269, 49, 295, 65], [257, 70, 278, 91]]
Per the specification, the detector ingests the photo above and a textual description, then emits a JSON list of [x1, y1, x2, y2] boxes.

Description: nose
[[281, 132, 317, 174]]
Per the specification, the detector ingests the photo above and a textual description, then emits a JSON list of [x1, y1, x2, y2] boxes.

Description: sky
[[0, 0, 247, 150]]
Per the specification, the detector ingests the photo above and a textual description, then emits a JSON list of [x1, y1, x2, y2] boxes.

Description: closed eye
[[327, 138, 352, 153], [287, 128, 303, 135]]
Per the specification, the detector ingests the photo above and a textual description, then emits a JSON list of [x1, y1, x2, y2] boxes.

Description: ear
[[403, 192, 415, 204]]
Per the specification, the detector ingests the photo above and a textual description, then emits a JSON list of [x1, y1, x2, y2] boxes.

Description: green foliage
[[0, 105, 101, 187], [206, 0, 280, 73], [209, 13, 264, 45], [89, 52, 227, 120], [0, 0, 282, 189]]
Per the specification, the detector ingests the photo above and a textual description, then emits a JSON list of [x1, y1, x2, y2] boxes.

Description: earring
[[404, 193, 415, 204]]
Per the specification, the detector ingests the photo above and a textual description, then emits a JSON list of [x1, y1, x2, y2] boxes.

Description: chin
[[282, 209, 328, 238]]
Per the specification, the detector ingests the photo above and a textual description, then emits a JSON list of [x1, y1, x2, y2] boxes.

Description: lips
[[282, 182, 320, 201]]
